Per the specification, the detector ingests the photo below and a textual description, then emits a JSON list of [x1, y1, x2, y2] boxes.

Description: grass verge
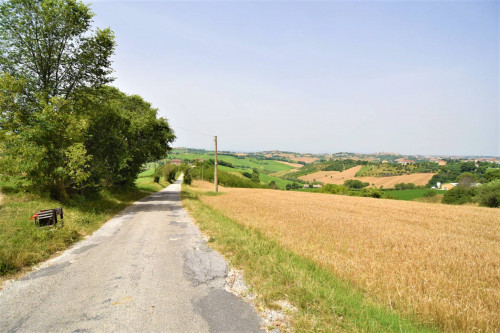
[[0, 175, 169, 280], [181, 186, 437, 332]]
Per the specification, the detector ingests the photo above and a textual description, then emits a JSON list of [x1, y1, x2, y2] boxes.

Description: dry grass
[[291, 156, 318, 164], [299, 165, 435, 187], [192, 181, 500, 332]]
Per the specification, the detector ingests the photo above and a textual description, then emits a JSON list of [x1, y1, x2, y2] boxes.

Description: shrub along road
[[0, 178, 262, 332]]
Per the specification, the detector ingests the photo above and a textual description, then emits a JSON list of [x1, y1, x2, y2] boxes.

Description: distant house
[[396, 158, 415, 165], [438, 160, 447, 166], [303, 184, 322, 189], [441, 183, 458, 191], [170, 159, 183, 166]]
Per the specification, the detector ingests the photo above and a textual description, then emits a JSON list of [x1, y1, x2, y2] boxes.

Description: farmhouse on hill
[[440, 183, 458, 190], [396, 158, 415, 165]]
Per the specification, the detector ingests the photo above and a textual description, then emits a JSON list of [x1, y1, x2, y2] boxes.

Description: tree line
[[0, 0, 175, 199]]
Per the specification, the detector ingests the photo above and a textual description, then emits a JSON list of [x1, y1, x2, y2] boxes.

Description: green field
[[217, 165, 296, 189], [169, 150, 295, 173], [385, 189, 446, 201], [167, 149, 300, 190]]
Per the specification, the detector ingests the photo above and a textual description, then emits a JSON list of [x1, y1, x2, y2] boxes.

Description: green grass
[[169, 150, 295, 173], [216, 165, 296, 190], [182, 187, 438, 332], [0, 175, 170, 278], [294, 187, 322, 193], [385, 189, 446, 201]]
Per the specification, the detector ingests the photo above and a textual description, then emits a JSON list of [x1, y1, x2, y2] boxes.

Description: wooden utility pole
[[214, 136, 218, 192]]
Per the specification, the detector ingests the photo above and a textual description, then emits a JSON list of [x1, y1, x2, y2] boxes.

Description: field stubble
[[192, 181, 500, 332]]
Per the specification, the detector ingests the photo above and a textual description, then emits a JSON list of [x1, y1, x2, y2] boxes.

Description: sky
[[89, 0, 499, 156]]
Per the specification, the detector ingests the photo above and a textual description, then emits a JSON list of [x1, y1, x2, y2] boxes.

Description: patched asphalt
[[0, 178, 263, 332]]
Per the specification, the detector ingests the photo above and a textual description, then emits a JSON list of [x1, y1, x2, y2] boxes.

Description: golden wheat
[[192, 181, 500, 332], [299, 165, 436, 187]]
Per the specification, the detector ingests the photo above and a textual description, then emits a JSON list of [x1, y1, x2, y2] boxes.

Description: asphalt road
[[0, 178, 263, 332]]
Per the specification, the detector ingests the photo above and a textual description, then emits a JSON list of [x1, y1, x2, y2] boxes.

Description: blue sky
[[90, 1, 499, 156]]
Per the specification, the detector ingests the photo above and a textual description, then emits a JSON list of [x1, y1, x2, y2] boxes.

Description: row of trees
[[0, 0, 175, 199], [427, 161, 500, 187]]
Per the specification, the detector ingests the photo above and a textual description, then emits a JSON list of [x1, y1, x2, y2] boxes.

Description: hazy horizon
[[171, 146, 500, 158], [91, 0, 499, 157]]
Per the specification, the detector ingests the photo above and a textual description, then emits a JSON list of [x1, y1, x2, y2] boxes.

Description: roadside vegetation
[[0, 0, 175, 278], [0, 171, 171, 279], [182, 184, 436, 332], [185, 181, 499, 331]]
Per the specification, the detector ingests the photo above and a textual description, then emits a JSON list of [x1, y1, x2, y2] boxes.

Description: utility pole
[[214, 136, 218, 193]]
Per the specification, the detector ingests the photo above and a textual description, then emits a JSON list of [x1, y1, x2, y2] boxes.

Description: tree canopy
[[0, 0, 115, 99], [0, 0, 175, 199]]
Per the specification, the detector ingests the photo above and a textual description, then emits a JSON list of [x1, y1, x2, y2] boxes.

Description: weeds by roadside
[[0, 175, 169, 280]]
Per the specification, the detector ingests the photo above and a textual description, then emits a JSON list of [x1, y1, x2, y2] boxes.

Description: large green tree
[[78, 87, 175, 187], [0, 0, 115, 99], [0, 0, 175, 199]]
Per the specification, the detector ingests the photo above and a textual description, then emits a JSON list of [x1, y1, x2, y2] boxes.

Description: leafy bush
[[344, 179, 369, 189], [251, 170, 260, 183], [183, 170, 192, 185], [394, 183, 416, 190], [476, 180, 500, 207], [286, 183, 302, 190], [190, 166, 263, 189], [456, 172, 478, 187], [320, 184, 349, 195], [442, 186, 475, 205], [163, 165, 178, 183], [423, 189, 437, 197], [483, 169, 500, 183], [361, 187, 382, 198]]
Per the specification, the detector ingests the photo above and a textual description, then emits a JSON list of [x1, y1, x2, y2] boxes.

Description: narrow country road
[[0, 178, 263, 332]]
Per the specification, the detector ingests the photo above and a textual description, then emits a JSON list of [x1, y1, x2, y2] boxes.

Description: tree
[[321, 184, 349, 195], [0, 0, 115, 99], [483, 169, 500, 183], [476, 180, 500, 208], [0, 1, 175, 198], [344, 179, 369, 189], [442, 186, 475, 205], [361, 187, 382, 198], [0, 74, 90, 199], [251, 168, 260, 183], [183, 169, 192, 185], [456, 172, 477, 188]]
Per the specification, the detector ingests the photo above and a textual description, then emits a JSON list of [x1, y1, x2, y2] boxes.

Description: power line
[[173, 124, 213, 137]]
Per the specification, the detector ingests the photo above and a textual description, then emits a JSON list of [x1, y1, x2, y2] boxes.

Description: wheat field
[[299, 165, 436, 187], [192, 181, 500, 331]]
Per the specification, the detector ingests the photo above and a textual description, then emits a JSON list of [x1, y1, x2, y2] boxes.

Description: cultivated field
[[291, 156, 318, 164], [192, 181, 500, 331], [299, 165, 436, 187]]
